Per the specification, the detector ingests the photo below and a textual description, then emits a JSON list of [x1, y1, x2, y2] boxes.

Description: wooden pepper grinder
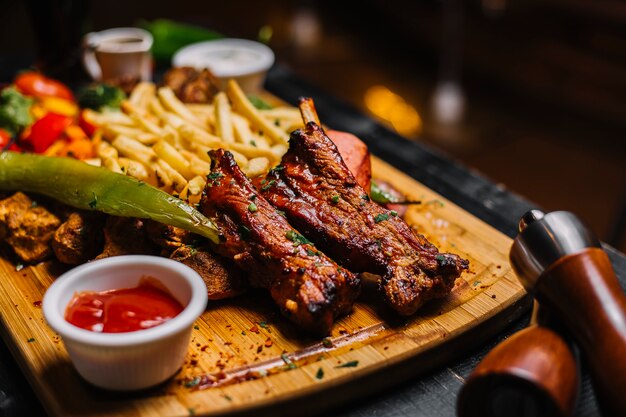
[[510, 210, 626, 416], [457, 302, 579, 417]]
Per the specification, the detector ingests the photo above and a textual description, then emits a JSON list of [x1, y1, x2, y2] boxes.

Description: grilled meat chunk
[[200, 149, 360, 335], [163, 67, 220, 104], [170, 245, 247, 300], [0, 192, 60, 263], [144, 220, 196, 254], [96, 217, 159, 259], [260, 122, 469, 315], [52, 211, 105, 264]]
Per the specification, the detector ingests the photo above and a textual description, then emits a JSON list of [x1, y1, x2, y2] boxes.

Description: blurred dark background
[[1, 0, 625, 251]]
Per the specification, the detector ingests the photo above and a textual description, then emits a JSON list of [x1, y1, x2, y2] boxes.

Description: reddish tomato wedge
[[0, 128, 20, 151], [22, 112, 72, 153], [65, 281, 184, 333], [15, 71, 74, 101]]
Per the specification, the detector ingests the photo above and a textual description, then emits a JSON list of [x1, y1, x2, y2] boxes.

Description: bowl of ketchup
[[43, 255, 208, 391]]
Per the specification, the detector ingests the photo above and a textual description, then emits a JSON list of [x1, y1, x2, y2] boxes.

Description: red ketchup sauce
[[65, 278, 184, 333]]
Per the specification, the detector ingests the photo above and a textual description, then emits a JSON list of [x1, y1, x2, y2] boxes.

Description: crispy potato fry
[[158, 87, 205, 129], [243, 157, 270, 178], [226, 79, 289, 145], [155, 159, 187, 192], [187, 176, 207, 196], [128, 82, 156, 109], [92, 79, 295, 193], [112, 135, 157, 166], [103, 156, 123, 174], [118, 157, 151, 182], [180, 150, 213, 176], [153, 139, 195, 180], [214, 92, 235, 143]]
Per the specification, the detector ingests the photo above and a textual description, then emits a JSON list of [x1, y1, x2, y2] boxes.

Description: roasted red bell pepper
[[78, 109, 97, 136], [22, 112, 72, 153], [15, 71, 74, 101]]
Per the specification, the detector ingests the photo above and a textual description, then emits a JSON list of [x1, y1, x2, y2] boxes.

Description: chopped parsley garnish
[[274, 119, 280, 127], [250, 140, 257, 147], [361, 194, 370, 201], [248, 202, 258, 212], [30, 201, 38, 208], [223, 395, 233, 401], [374, 239, 382, 249], [315, 368, 325, 380], [374, 213, 389, 223], [436, 255, 446, 262], [276, 209, 286, 217], [335, 360, 359, 368], [390, 210, 398, 217], [322, 338, 333, 348], [306, 248, 317, 256], [285, 230, 311, 246], [331, 195, 340, 204], [249, 194, 257, 201], [238, 224, 251, 240], [193, 325, 200, 330], [314, 262, 324, 267], [258, 321, 269, 329], [206, 172, 224, 181], [27, 338, 35, 343], [261, 179, 276, 191]]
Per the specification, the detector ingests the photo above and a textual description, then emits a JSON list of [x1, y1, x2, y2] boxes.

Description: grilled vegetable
[[0, 152, 220, 243], [77, 84, 125, 111], [14, 71, 74, 101], [0, 87, 33, 135]]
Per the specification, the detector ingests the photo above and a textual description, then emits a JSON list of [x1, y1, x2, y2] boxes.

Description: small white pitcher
[[82, 27, 153, 81]]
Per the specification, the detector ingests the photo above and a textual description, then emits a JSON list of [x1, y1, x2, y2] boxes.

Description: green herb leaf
[[390, 210, 398, 217], [206, 172, 224, 181], [331, 195, 340, 204], [261, 179, 276, 191], [184, 376, 201, 387], [193, 325, 200, 330], [0, 87, 33, 135], [248, 202, 258, 212], [258, 321, 269, 329], [315, 368, 324, 380], [27, 337, 35, 343], [285, 230, 311, 246], [374, 213, 389, 223], [335, 360, 359, 368], [322, 338, 333, 348], [247, 94, 273, 110]]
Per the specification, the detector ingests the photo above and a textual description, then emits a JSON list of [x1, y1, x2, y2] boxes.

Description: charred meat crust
[[260, 122, 469, 315], [200, 149, 360, 335]]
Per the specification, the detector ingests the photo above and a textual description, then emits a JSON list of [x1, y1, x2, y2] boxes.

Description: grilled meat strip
[[200, 149, 360, 335], [259, 122, 469, 315]]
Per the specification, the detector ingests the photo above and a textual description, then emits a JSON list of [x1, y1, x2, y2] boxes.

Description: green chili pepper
[[0, 152, 220, 243]]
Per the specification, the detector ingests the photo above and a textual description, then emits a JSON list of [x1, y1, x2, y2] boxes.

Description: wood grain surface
[[0, 156, 529, 417]]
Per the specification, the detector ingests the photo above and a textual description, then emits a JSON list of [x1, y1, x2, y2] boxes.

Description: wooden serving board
[[0, 156, 530, 417]]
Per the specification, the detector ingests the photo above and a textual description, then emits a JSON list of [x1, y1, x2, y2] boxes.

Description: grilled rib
[[259, 122, 469, 315], [200, 149, 360, 335]]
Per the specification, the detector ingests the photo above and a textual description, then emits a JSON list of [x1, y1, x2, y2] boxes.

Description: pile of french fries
[[87, 79, 304, 203]]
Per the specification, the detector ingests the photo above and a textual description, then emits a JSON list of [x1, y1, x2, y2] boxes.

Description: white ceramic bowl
[[43, 255, 208, 391], [172, 38, 275, 92]]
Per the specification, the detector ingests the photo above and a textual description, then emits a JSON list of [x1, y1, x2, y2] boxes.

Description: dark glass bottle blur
[[25, 0, 91, 84]]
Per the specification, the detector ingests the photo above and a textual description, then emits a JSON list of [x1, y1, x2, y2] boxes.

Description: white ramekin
[[42, 255, 208, 391], [172, 38, 275, 92]]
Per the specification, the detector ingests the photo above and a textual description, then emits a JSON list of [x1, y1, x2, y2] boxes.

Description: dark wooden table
[[0, 65, 623, 417]]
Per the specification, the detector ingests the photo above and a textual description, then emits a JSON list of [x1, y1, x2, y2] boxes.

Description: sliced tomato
[[22, 113, 73, 153], [15, 71, 74, 101]]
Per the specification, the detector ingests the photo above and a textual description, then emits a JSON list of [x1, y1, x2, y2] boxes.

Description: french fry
[[214, 92, 235, 143], [271, 143, 288, 159], [148, 96, 166, 117], [243, 157, 270, 178], [96, 141, 118, 160], [226, 79, 289, 145], [112, 135, 157, 166], [103, 156, 123, 174], [118, 157, 151, 182], [179, 125, 225, 149], [231, 113, 254, 144], [180, 150, 213, 176], [158, 87, 205, 129], [260, 107, 302, 120], [128, 82, 156, 109], [230, 142, 280, 162], [155, 159, 187, 192], [187, 176, 207, 196], [153, 139, 195, 180]]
